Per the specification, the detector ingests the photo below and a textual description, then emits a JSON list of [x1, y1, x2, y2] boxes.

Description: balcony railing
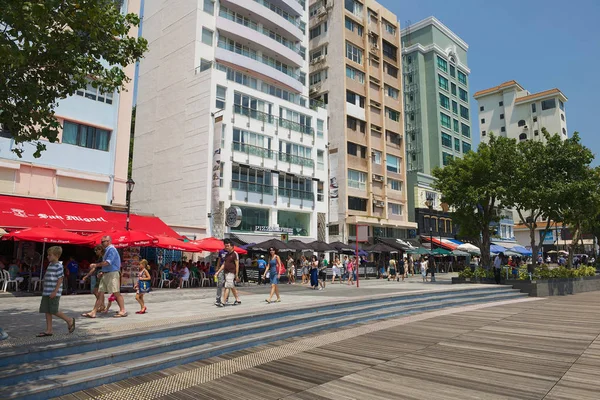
[[253, 0, 304, 31], [234, 104, 314, 136], [278, 187, 314, 201], [278, 152, 314, 168], [232, 180, 274, 195]]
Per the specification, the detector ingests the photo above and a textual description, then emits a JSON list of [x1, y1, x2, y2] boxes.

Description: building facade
[[132, 0, 329, 242], [474, 80, 568, 143], [400, 17, 472, 242], [308, 0, 416, 244], [0, 1, 138, 208]]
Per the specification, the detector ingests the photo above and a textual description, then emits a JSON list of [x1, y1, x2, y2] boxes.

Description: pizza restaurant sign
[[5, 208, 108, 223], [254, 226, 293, 234]]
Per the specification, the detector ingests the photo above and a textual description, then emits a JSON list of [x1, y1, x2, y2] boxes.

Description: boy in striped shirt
[[37, 246, 75, 337]]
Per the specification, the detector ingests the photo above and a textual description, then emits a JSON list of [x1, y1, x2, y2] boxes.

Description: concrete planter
[[506, 275, 600, 297]]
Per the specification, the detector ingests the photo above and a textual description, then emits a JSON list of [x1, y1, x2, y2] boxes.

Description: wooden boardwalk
[[59, 292, 600, 400]]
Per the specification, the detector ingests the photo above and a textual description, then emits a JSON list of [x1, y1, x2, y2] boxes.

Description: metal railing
[[278, 152, 314, 168], [278, 118, 314, 136], [234, 104, 315, 136], [278, 187, 314, 201], [253, 0, 304, 31], [232, 180, 274, 195], [231, 142, 315, 169]]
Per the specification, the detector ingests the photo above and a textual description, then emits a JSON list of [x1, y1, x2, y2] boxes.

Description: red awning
[[0, 195, 114, 232], [420, 236, 458, 250], [0, 195, 181, 238]]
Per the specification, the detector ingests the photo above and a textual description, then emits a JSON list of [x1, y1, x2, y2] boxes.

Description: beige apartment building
[[308, 0, 416, 243]]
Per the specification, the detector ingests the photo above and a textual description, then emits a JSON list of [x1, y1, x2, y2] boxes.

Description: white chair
[[200, 271, 210, 287], [159, 271, 172, 288], [2, 270, 20, 292], [181, 277, 190, 288], [31, 277, 42, 291], [189, 272, 199, 287]]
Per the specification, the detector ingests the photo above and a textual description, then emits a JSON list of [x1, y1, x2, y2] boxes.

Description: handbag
[[138, 280, 151, 293], [277, 259, 286, 275], [266, 271, 270, 279]]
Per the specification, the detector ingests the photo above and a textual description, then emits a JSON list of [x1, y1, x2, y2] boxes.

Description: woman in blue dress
[[310, 255, 319, 290], [263, 247, 282, 303]]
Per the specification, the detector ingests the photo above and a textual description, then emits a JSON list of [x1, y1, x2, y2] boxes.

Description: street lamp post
[[425, 194, 434, 250], [126, 178, 135, 230]]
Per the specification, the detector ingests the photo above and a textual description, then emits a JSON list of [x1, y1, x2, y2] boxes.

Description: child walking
[[135, 259, 152, 314], [37, 246, 75, 337]]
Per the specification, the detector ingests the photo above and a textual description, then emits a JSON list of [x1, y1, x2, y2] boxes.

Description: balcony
[[215, 46, 303, 93], [278, 118, 314, 136], [217, 11, 303, 66], [232, 180, 274, 195], [278, 187, 314, 201], [222, 0, 304, 41], [232, 142, 275, 160], [278, 152, 314, 168]]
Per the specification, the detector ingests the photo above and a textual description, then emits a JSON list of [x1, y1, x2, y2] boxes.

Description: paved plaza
[[51, 290, 600, 400]]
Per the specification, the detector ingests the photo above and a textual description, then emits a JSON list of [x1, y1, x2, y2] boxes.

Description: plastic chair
[[181, 276, 190, 288], [2, 270, 20, 292], [189, 271, 199, 287], [31, 277, 42, 291], [159, 271, 173, 288], [200, 271, 210, 287]]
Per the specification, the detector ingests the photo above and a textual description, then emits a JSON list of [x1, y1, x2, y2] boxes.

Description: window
[[457, 70, 467, 85], [451, 83, 457, 96], [346, 65, 365, 83], [500, 114, 504, 120], [561, 113, 565, 121], [201, 27, 213, 45], [452, 101, 458, 114], [499, 101, 504, 106], [442, 152, 454, 166], [347, 116, 365, 133], [482, 131, 486, 136], [533, 117, 538, 123], [317, 150, 324, 170], [386, 154, 400, 173], [440, 112, 451, 128], [233, 128, 272, 156], [383, 19, 396, 35], [501, 126, 506, 132], [453, 119, 459, 133], [347, 141, 366, 158], [479, 106, 484, 111], [382, 40, 397, 61], [450, 65, 456, 77], [230, 206, 269, 232], [309, 70, 327, 85], [388, 203, 402, 215], [384, 62, 398, 78], [388, 179, 401, 191], [345, 0, 363, 16], [562, 128, 566, 135], [329, 224, 339, 236], [346, 42, 363, 64], [481, 118, 485, 124], [278, 174, 314, 200], [317, 119, 324, 138], [454, 138, 460, 152], [310, 45, 328, 61], [459, 88, 468, 102], [232, 165, 273, 194], [534, 130, 538, 135], [462, 141, 471, 153], [559, 100, 565, 111], [279, 141, 313, 166], [216, 85, 226, 109], [203, 0, 214, 15], [460, 105, 469, 120], [345, 16, 364, 36], [438, 75, 449, 91], [437, 56, 448, 72], [518, 120, 526, 127], [346, 90, 365, 108], [348, 169, 367, 190], [317, 181, 324, 202], [519, 133, 527, 140], [310, 2, 323, 17], [461, 123, 470, 138], [372, 149, 382, 164], [75, 79, 114, 104], [541, 99, 556, 110], [348, 196, 368, 211], [386, 130, 401, 145], [439, 93, 450, 109], [385, 85, 399, 99], [309, 22, 327, 39], [532, 103, 537, 113], [279, 107, 312, 134], [386, 107, 400, 122], [62, 121, 110, 151], [441, 132, 452, 148]]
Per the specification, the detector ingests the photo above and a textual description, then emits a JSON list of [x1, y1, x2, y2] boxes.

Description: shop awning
[[420, 235, 459, 250], [0, 195, 180, 238]]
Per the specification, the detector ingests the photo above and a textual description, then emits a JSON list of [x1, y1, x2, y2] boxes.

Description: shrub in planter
[[458, 269, 473, 279]]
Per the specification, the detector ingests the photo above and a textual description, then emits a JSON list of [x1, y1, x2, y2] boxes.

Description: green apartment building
[[400, 17, 472, 243]]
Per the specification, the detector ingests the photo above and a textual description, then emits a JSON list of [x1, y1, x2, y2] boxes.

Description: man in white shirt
[[493, 252, 504, 284], [177, 264, 190, 289]]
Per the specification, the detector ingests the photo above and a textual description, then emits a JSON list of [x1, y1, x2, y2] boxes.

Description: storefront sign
[[225, 206, 242, 228], [254, 226, 293, 234], [120, 246, 141, 288]]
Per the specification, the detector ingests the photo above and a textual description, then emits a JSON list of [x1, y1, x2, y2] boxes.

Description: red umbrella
[[2, 226, 94, 245], [153, 235, 203, 252], [192, 237, 247, 254], [88, 229, 158, 248]]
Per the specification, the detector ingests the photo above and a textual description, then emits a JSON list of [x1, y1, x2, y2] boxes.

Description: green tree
[[1, 0, 148, 157], [433, 134, 517, 268]]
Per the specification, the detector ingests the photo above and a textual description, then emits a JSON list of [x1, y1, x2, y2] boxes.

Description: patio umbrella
[[456, 243, 481, 255], [249, 238, 295, 252], [88, 229, 158, 248], [406, 247, 431, 255], [431, 248, 452, 255], [3, 225, 95, 245], [504, 250, 522, 257], [329, 241, 354, 253], [306, 240, 337, 253], [153, 235, 206, 252], [490, 244, 507, 254], [192, 237, 247, 254], [512, 245, 532, 256], [363, 243, 398, 253], [0, 228, 6, 238], [287, 239, 311, 251], [451, 250, 470, 256]]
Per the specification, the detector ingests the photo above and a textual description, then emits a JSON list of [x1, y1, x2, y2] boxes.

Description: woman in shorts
[[301, 255, 310, 285], [331, 257, 342, 284], [387, 258, 397, 281], [286, 255, 295, 284]]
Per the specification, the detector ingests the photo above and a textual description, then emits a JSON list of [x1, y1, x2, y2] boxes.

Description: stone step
[[0, 290, 526, 400]]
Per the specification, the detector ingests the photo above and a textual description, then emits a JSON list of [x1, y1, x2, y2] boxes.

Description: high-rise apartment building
[[133, 0, 329, 242], [474, 80, 568, 143], [400, 17, 472, 243], [308, 0, 416, 243], [0, 1, 138, 208]]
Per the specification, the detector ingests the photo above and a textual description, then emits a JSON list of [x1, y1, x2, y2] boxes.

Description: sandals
[[275, 299, 281, 303], [265, 299, 271, 304], [113, 312, 128, 318], [135, 307, 147, 314], [68, 318, 76, 333], [36, 332, 53, 337], [81, 313, 96, 318]]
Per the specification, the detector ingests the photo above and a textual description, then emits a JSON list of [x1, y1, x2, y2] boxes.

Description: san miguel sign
[[5, 209, 109, 223]]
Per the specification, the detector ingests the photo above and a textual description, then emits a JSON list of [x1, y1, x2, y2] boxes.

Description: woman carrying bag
[[135, 259, 152, 314], [264, 248, 282, 303]]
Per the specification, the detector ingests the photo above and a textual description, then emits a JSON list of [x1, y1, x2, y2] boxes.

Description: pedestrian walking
[[420, 257, 427, 282], [286, 254, 295, 284], [310, 255, 319, 289], [264, 247, 282, 303], [214, 250, 226, 305], [135, 259, 151, 314], [81, 245, 106, 318], [331, 257, 342, 284], [387, 258, 397, 281], [408, 255, 414, 276], [216, 239, 241, 307], [65, 256, 79, 295], [398, 258, 405, 282], [90, 236, 127, 317], [300, 255, 309, 285], [347, 257, 355, 285], [37, 246, 75, 337], [257, 255, 267, 285], [493, 252, 503, 284], [429, 256, 436, 282]]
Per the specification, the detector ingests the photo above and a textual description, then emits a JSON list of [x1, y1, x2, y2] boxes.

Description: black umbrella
[[287, 239, 312, 251], [363, 243, 399, 253], [307, 240, 337, 253], [329, 241, 354, 253], [377, 238, 410, 251], [251, 238, 295, 252]]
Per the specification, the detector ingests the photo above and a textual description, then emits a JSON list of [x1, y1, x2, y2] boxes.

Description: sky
[[381, 0, 600, 163]]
